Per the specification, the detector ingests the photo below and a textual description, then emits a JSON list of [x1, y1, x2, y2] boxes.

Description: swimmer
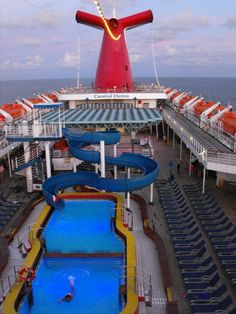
[[59, 276, 75, 303]]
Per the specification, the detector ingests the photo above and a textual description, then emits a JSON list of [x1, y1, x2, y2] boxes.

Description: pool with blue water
[[44, 199, 124, 253], [20, 257, 124, 314]]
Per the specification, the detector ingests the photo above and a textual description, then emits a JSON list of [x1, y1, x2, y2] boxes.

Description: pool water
[[44, 200, 124, 253], [20, 257, 124, 314]]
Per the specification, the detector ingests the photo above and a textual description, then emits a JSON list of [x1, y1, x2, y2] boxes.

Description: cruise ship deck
[[1, 129, 236, 313]]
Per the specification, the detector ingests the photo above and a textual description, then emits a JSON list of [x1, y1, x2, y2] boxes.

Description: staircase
[[11, 143, 42, 172]]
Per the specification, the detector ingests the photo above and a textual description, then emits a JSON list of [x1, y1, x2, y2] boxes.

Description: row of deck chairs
[[157, 179, 236, 314], [0, 196, 21, 230], [184, 184, 236, 292]]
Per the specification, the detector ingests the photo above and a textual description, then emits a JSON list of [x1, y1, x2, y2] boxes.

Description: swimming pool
[[20, 257, 124, 314], [44, 199, 124, 253]]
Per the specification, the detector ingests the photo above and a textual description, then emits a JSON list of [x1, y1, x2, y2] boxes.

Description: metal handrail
[[163, 110, 236, 170], [16, 222, 42, 247], [184, 111, 236, 152], [11, 144, 42, 171], [5, 121, 63, 139]]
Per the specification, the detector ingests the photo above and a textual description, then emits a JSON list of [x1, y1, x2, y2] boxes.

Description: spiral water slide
[[43, 129, 159, 206]]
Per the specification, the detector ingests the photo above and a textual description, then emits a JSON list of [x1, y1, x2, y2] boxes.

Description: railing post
[[202, 166, 206, 194], [45, 141, 52, 178], [189, 151, 192, 176], [100, 140, 105, 178], [1, 278, 4, 295], [149, 183, 153, 205], [24, 142, 33, 193], [167, 124, 169, 143], [180, 140, 183, 160], [114, 144, 117, 179], [8, 276, 11, 292]]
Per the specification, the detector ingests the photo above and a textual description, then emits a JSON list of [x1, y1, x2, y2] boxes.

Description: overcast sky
[[0, 0, 236, 80]]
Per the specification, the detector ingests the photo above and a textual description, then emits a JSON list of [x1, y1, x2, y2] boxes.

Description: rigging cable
[[21, 0, 73, 26], [151, 25, 161, 87], [0, 25, 59, 42]]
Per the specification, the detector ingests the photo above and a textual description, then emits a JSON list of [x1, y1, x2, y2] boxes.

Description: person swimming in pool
[[59, 276, 75, 303]]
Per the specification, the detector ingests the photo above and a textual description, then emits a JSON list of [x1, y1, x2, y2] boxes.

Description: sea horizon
[[1, 75, 236, 82], [0, 77, 236, 109]]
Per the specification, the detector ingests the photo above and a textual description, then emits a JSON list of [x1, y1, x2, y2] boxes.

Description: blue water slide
[[43, 129, 159, 206]]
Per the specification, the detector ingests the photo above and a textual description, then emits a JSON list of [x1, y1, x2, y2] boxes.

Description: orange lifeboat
[[0, 114, 6, 122], [179, 95, 195, 108], [27, 97, 45, 104], [46, 94, 58, 102], [164, 88, 172, 95], [170, 91, 181, 102], [53, 138, 68, 150], [193, 100, 213, 116], [194, 101, 225, 118], [1, 103, 27, 119], [218, 112, 236, 136]]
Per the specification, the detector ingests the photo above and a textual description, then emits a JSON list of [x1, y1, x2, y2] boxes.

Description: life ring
[[18, 267, 35, 282]]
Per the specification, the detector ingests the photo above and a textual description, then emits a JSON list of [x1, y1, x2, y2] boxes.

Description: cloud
[[154, 9, 210, 42], [25, 55, 43, 67], [0, 55, 44, 70], [86, 0, 139, 16], [1, 11, 60, 30], [130, 53, 144, 63], [100, 0, 139, 10], [0, 17, 29, 30], [21, 37, 43, 46], [59, 52, 78, 67], [223, 14, 236, 29], [159, 40, 236, 67], [33, 12, 59, 29]]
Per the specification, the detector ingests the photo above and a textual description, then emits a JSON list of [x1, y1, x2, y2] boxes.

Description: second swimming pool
[[44, 199, 124, 253]]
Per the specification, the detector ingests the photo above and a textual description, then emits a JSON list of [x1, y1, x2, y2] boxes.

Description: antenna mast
[[112, 4, 116, 18]]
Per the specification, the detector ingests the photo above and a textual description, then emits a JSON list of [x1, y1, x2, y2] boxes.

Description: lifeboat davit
[[218, 112, 236, 136]]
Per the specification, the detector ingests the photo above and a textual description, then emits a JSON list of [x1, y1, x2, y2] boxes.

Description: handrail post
[[202, 166, 206, 194], [8, 276, 11, 292], [1, 278, 4, 295]]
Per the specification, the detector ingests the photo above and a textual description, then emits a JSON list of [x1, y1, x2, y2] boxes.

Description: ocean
[[0, 77, 235, 109]]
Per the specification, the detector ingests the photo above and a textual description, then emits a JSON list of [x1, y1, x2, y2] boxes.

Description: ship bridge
[[163, 106, 236, 193]]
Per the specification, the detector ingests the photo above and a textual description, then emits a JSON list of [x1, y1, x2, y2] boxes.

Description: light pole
[[131, 131, 136, 153]]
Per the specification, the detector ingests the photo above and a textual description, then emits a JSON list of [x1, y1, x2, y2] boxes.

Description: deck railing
[[5, 122, 63, 139], [60, 85, 163, 95], [0, 137, 21, 158], [0, 270, 20, 303], [162, 110, 236, 172], [184, 111, 236, 152], [11, 144, 42, 171]]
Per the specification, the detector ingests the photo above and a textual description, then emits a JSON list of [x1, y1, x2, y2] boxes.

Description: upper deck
[[58, 85, 167, 102]]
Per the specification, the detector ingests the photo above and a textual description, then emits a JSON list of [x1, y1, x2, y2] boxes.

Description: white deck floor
[[131, 198, 167, 314]]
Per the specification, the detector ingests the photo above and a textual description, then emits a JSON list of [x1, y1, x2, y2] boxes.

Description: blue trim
[[33, 102, 64, 109], [7, 136, 63, 142], [14, 158, 41, 172]]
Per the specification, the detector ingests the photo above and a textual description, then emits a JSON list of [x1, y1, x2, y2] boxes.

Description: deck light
[[93, 0, 121, 41]]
